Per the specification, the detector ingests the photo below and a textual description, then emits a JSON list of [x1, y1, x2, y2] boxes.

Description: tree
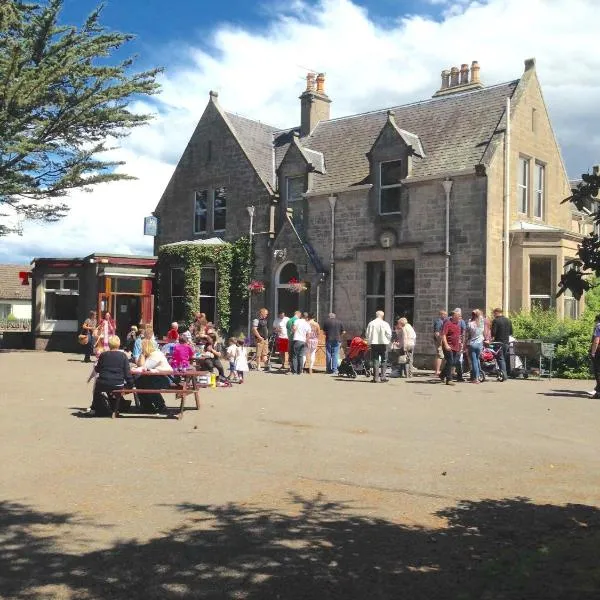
[[559, 169, 600, 300], [0, 0, 162, 235]]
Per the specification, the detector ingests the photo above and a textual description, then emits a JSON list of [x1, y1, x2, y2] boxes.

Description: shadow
[[405, 379, 446, 385], [2, 495, 600, 599], [334, 377, 374, 383], [538, 389, 595, 399]]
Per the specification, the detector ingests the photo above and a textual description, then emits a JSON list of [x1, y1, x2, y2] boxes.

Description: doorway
[[114, 295, 141, 340]]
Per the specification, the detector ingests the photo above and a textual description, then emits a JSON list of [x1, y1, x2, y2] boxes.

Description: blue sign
[[144, 216, 158, 236]]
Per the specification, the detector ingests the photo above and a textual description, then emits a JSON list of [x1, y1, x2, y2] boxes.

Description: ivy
[[156, 237, 252, 334]]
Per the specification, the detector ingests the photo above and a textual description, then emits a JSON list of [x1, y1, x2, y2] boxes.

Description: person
[[272, 311, 290, 370], [125, 325, 138, 354], [433, 310, 447, 377], [191, 312, 208, 341], [226, 337, 238, 381], [234, 339, 249, 383], [491, 307, 513, 380], [287, 311, 301, 373], [199, 333, 226, 379], [166, 322, 179, 342], [441, 309, 463, 385], [590, 315, 600, 399], [132, 326, 155, 366], [305, 313, 321, 374], [170, 334, 195, 370], [252, 308, 270, 371], [88, 335, 134, 417], [366, 310, 392, 383], [453, 308, 467, 382], [322, 312, 345, 375], [291, 313, 311, 375], [95, 311, 116, 354], [466, 309, 485, 383], [81, 310, 97, 363], [134, 339, 173, 414], [393, 317, 416, 378]]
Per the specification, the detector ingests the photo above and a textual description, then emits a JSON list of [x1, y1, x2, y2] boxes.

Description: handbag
[[398, 354, 408, 364], [78, 333, 88, 345]]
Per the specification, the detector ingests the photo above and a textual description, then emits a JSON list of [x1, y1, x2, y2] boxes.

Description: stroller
[[338, 337, 372, 378], [479, 342, 506, 382]]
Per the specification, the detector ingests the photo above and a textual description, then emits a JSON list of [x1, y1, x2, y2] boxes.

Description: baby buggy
[[338, 337, 372, 378], [479, 342, 506, 382]]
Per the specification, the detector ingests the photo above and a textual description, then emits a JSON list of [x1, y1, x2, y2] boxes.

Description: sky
[[1, 0, 600, 265]]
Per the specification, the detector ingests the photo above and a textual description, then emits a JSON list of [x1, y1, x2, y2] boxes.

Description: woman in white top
[[394, 317, 417, 377], [134, 339, 173, 413], [304, 313, 321, 374]]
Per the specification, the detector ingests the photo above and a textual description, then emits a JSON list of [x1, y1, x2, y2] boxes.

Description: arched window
[[279, 263, 299, 284], [275, 262, 307, 316]]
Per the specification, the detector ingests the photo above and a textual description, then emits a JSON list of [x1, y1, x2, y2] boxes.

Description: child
[[226, 337, 238, 382], [234, 339, 249, 383], [170, 334, 195, 370]]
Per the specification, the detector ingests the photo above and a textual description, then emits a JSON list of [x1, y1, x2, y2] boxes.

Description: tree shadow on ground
[[1, 495, 599, 599], [537, 389, 596, 399]]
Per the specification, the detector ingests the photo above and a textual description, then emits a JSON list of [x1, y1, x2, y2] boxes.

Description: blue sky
[[2, 0, 599, 264]]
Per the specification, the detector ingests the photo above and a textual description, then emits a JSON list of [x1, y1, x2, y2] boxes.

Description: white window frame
[[365, 261, 386, 324], [518, 157, 530, 215], [379, 160, 403, 216], [534, 162, 545, 219], [392, 260, 415, 323], [213, 187, 226, 233], [199, 266, 217, 324], [563, 259, 579, 319], [194, 190, 208, 234], [529, 257, 553, 311], [41, 275, 79, 332]]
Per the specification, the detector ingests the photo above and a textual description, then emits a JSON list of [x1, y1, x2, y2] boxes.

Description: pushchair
[[338, 337, 372, 378], [479, 342, 506, 382]]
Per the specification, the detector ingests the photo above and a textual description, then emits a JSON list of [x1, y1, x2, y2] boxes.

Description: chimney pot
[[441, 70, 450, 89], [593, 165, 600, 176], [460, 64, 469, 85], [450, 67, 459, 87], [470, 61, 480, 84], [306, 72, 316, 93], [316, 73, 326, 94]]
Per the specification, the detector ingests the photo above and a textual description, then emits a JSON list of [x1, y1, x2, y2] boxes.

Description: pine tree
[[0, 0, 161, 235]]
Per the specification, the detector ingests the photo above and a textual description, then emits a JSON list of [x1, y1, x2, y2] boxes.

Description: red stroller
[[338, 337, 372, 378]]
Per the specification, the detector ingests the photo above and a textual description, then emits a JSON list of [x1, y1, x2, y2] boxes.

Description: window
[[287, 176, 305, 229], [171, 268, 186, 322], [366, 262, 386, 323], [563, 260, 579, 319], [379, 160, 403, 215], [213, 187, 227, 232], [393, 260, 415, 323], [194, 191, 208, 233], [529, 257, 553, 310], [0, 303, 11, 319], [199, 267, 217, 324], [113, 278, 142, 294], [534, 163, 545, 219], [518, 157, 529, 214], [44, 277, 79, 321]]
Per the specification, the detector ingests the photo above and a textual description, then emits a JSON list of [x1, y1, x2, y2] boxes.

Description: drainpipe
[[442, 178, 453, 311], [328, 194, 337, 314], [246, 206, 255, 339], [503, 97, 511, 312]]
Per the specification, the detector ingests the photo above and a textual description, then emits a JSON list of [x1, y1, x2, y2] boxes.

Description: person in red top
[[441, 309, 463, 386], [166, 322, 179, 342]]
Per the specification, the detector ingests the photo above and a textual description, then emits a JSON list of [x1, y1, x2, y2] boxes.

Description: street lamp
[[246, 206, 255, 339], [441, 178, 453, 312]]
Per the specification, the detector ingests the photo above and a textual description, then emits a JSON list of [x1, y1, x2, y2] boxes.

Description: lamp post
[[328, 194, 337, 314], [246, 205, 255, 339], [441, 178, 453, 312]]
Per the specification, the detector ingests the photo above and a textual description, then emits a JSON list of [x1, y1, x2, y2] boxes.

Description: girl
[[95, 311, 116, 354], [305, 313, 320, 374], [226, 337, 238, 381], [234, 339, 249, 384]]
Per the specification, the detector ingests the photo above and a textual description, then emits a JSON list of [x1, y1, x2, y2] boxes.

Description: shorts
[[229, 361, 235, 372], [276, 337, 289, 353], [435, 344, 444, 359], [256, 339, 269, 360]]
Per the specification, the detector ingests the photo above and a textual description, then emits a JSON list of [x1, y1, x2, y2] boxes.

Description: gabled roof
[[0, 264, 31, 301]]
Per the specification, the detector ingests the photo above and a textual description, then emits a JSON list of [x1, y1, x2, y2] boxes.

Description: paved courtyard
[[1, 351, 600, 599]]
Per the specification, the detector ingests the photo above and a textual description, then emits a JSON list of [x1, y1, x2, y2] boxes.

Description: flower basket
[[287, 277, 308, 294], [247, 280, 265, 294]]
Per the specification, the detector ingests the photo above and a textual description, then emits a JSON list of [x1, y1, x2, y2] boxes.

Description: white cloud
[[2, 0, 599, 263]]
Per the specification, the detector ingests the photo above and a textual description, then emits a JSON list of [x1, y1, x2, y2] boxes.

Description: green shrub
[[6, 313, 16, 321]]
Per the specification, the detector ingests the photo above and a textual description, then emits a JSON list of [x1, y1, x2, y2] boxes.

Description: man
[[286, 310, 301, 373], [272, 311, 289, 370], [589, 314, 600, 399], [366, 310, 392, 383], [491, 307, 513, 380], [291, 313, 311, 375], [432, 309, 447, 377], [441, 309, 463, 385], [453, 308, 467, 382], [251, 308, 270, 371], [322, 312, 346, 375]]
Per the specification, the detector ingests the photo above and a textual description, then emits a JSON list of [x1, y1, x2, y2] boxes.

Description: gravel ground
[[1, 351, 599, 599]]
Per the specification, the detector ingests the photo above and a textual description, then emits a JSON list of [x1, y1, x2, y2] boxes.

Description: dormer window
[[286, 175, 305, 228], [379, 160, 403, 215]]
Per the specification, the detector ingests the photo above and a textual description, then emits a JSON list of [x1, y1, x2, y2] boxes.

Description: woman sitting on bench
[[135, 340, 173, 414]]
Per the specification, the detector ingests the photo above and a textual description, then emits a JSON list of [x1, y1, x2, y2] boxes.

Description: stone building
[[153, 59, 583, 357]]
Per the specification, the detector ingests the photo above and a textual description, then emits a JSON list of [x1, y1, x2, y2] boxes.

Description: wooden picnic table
[[111, 369, 208, 420]]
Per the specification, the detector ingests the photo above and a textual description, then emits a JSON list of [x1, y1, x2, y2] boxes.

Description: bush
[[6, 313, 16, 321]]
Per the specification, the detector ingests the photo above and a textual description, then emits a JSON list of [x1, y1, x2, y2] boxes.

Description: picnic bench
[[111, 370, 205, 420]]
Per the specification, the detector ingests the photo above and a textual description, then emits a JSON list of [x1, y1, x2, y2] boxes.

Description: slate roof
[[0, 264, 30, 301], [224, 80, 518, 196]]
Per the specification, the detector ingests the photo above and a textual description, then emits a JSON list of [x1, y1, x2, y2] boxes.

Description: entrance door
[[114, 295, 141, 340]]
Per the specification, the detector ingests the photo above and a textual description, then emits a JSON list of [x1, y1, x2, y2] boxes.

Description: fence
[[0, 318, 31, 331]]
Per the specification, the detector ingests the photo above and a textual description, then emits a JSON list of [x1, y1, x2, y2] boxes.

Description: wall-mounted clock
[[379, 229, 397, 249]]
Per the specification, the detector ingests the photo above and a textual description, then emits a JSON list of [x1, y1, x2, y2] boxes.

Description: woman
[[305, 313, 320, 374], [125, 325, 138, 354], [134, 339, 173, 413], [95, 311, 116, 354], [466, 309, 485, 383], [198, 333, 226, 379], [89, 335, 134, 417], [393, 318, 416, 377], [81, 310, 97, 363]]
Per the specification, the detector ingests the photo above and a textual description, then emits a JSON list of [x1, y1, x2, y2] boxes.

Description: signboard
[[143, 216, 158, 236], [541, 343, 555, 358]]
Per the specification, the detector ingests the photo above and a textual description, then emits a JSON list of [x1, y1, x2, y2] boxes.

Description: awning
[[100, 267, 155, 278]]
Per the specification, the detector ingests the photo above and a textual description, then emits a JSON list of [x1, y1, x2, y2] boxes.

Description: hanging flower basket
[[287, 277, 308, 293], [247, 280, 265, 294]]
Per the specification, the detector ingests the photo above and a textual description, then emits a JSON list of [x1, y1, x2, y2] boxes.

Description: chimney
[[300, 72, 331, 137], [593, 165, 600, 176], [433, 60, 484, 97]]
